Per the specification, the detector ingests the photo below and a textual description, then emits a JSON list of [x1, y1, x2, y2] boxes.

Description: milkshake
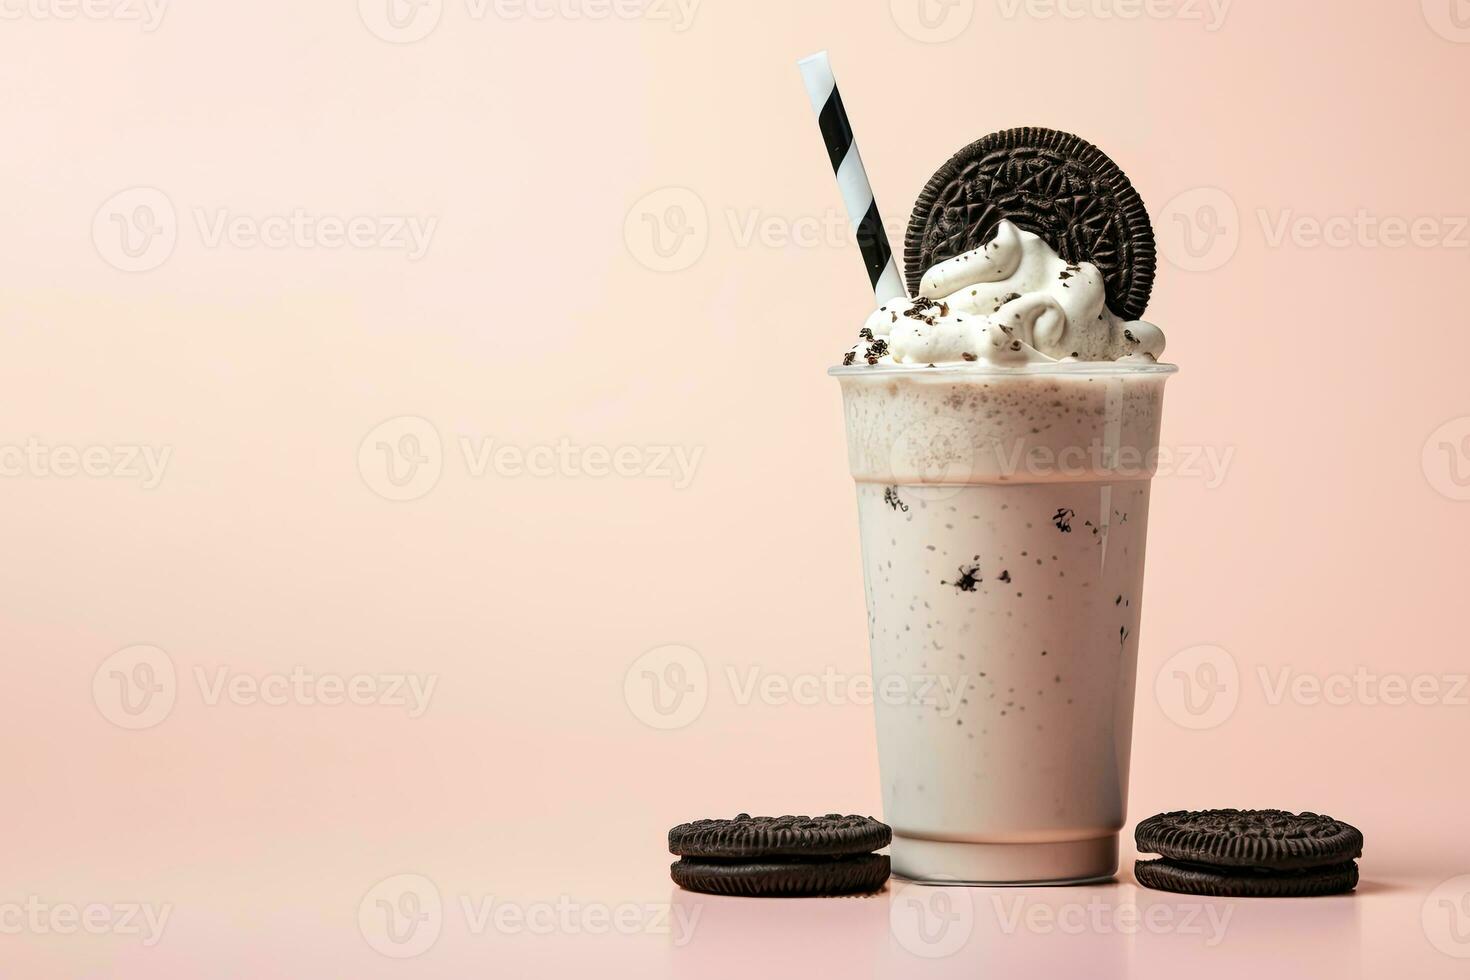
[[834, 219, 1174, 884]]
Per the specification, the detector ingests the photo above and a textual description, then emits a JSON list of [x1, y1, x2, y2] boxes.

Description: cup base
[[890, 833, 1118, 886]]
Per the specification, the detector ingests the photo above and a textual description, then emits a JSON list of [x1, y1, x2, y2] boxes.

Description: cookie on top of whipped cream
[[842, 220, 1165, 368]]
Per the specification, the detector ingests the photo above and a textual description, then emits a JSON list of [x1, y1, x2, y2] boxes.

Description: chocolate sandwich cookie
[[905, 127, 1156, 320], [1135, 859, 1359, 898], [669, 813, 891, 897], [671, 853, 891, 898], [1134, 809, 1363, 897]]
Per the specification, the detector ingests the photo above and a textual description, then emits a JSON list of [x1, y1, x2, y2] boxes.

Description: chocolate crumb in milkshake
[[843, 351, 856, 366], [944, 558, 983, 593], [998, 570, 1011, 583], [883, 487, 909, 512], [1052, 508, 1075, 533], [991, 292, 1023, 312], [903, 296, 942, 327]]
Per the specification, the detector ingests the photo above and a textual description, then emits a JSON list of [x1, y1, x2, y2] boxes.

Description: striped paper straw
[[797, 51, 907, 305]]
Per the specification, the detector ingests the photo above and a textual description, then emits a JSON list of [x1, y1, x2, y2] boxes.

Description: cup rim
[[828, 360, 1179, 379]]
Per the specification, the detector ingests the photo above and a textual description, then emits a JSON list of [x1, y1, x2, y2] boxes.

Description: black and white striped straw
[[797, 51, 907, 305]]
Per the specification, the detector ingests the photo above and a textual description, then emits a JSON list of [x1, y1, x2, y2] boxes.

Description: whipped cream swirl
[[843, 220, 1165, 368]]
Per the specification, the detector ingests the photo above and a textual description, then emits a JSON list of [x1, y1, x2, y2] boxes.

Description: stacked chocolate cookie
[[1134, 809, 1363, 897], [668, 814, 891, 897]]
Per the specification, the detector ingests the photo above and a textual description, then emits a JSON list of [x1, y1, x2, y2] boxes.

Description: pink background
[[3, 0, 1469, 975]]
